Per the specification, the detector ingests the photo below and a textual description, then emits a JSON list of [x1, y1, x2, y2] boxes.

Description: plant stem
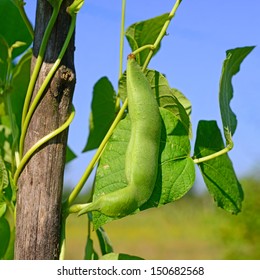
[[142, 0, 182, 71], [115, 0, 127, 112], [19, 15, 76, 156], [63, 99, 128, 209], [4, 93, 20, 170], [21, 12, 57, 126], [4, 46, 20, 171], [193, 144, 233, 164], [21, 4, 61, 131], [118, 0, 126, 79], [132, 44, 155, 56], [16, 1, 34, 39], [59, 216, 67, 260], [66, 203, 89, 214], [64, 0, 183, 210], [14, 107, 75, 185]]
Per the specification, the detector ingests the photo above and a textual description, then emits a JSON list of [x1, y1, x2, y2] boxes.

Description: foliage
[[82, 77, 116, 152], [0, 0, 255, 260], [65, 177, 260, 260], [194, 120, 243, 214], [220, 178, 260, 259]]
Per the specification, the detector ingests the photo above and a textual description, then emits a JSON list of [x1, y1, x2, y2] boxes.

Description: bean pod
[[79, 54, 161, 217]]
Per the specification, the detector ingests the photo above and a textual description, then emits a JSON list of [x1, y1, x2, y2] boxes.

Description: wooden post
[[15, 0, 76, 259]]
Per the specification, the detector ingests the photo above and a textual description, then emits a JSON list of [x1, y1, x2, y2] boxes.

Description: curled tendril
[[14, 106, 75, 186]]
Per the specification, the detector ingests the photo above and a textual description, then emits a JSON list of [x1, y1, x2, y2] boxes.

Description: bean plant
[[0, 0, 255, 260]]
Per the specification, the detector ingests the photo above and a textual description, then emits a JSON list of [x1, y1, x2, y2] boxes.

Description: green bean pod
[[79, 54, 161, 217]]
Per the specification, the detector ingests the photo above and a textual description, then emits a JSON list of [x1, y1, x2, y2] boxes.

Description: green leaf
[[96, 227, 113, 256], [0, 0, 32, 59], [100, 253, 144, 260], [65, 145, 77, 163], [0, 155, 8, 191], [0, 37, 8, 86], [3, 226, 14, 259], [0, 217, 10, 259], [92, 108, 194, 228], [0, 124, 12, 167], [9, 49, 32, 134], [8, 170, 16, 202], [172, 88, 192, 117], [219, 46, 255, 138], [194, 120, 243, 214], [125, 13, 169, 65], [119, 69, 191, 136], [67, 0, 84, 14], [84, 235, 99, 260], [146, 70, 191, 136], [0, 201, 7, 218], [142, 108, 195, 209], [83, 77, 116, 152]]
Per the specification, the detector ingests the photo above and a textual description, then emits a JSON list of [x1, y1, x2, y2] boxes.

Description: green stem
[[5, 94, 20, 170], [132, 44, 155, 56], [16, 1, 34, 39], [14, 0, 83, 260], [115, 0, 127, 112], [64, 0, 183, 209], [4, 47, 20, 171], [14, 107, 75, 186], [142, 0, 182, 71], [4, 195, 15, 215], [59, 215, 67, 260], [193, 144, 233, 164], [19, 15, 76, 156], [21, 4, 62, 127], [63, 99, 128, 209], [66, 203, 89, 214], [118, 0, 126, 79]]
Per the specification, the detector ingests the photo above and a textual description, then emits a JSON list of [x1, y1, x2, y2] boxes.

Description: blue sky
[[24, 1, 260, 192]]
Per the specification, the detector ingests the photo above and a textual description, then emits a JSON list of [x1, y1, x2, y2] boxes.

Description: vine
[[15, 0, 230, 191], [0, 0, 253, 260], [59, 0, 242, 258], [13, 0, 83, 258]]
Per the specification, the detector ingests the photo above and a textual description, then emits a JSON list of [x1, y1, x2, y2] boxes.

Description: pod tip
[[127, 53, 136, 60]]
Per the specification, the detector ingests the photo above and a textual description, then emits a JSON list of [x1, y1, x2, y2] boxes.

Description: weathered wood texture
[[15, 0, 76, 259]]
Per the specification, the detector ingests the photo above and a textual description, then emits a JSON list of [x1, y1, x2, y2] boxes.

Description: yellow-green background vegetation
[[65, 177, 260, 260]]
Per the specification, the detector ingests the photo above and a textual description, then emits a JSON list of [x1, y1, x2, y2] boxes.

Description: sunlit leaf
[[100, 253, 144, 260], [219, 46, 255, 140], [0, 37, 8, 86], [0, 217, 10, 259], [0, 201, 7, 218], [119, 69, 191, 136], [0, 0, 32, 58], [172, 88, 192, 117], [96, 227, 113, 256], [84, 236, 99, 260], [146, 70, 191, 136], [3, 226, 14, 260], [8, 170, 16, 202], [92, 108, 194, 228], [194, 120, 243, 214], [0, 124, 12, 167], [0, 155, 8, 191], [83, 77, 116, 152], [125, 13, 169, 65], [9, 49, 32, 134], [65, 146, 77, 163]]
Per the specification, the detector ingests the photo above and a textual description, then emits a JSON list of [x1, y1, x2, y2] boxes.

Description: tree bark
[[15, 0, 76, 259]]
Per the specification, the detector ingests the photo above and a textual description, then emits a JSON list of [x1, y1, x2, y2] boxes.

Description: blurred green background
[[64, 176, 260, 260]]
